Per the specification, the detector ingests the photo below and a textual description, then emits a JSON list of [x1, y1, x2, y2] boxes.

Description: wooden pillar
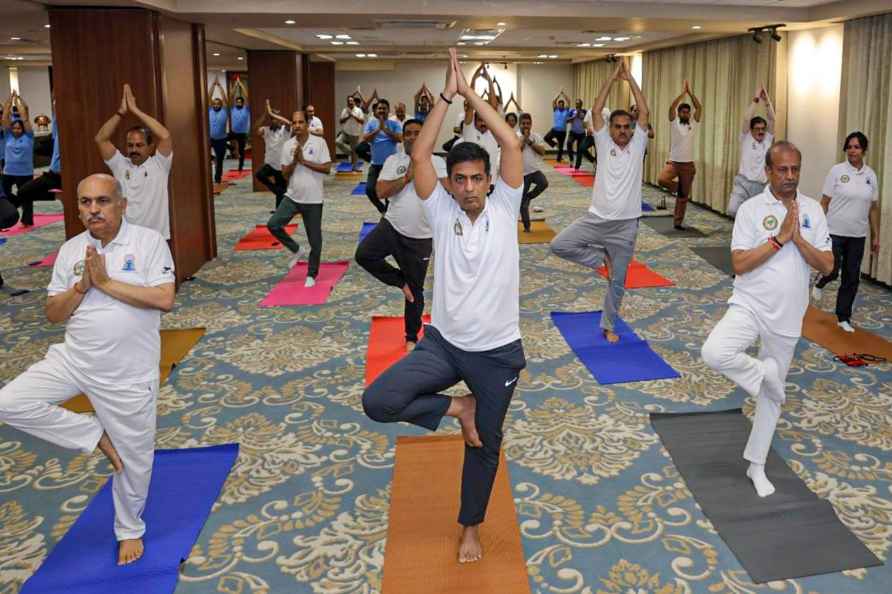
[[247, 50, 305, 192], [48, 7, 215, 284], [304, 60, 336, 160]]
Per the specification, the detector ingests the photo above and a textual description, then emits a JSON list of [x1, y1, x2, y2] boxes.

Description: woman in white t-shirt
[[812, 131, 880, 332]]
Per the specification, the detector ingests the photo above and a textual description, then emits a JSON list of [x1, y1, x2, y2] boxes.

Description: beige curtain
[[641, 35, 785, 213], [573, 60, 631, 114], [837, 13, 892, 284]]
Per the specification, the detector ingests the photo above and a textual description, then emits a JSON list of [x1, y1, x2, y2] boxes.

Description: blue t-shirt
[[552, 107, 570, 131], [364, 119, 402, 165], [208, 107, 228, 140], [3, 129, 34, 176], [231, 106, 250, 134], [0, 129, 5, 163], [568, 108, 586, 134], [50, 118, 61, 173], [414, 110, 428, 123]]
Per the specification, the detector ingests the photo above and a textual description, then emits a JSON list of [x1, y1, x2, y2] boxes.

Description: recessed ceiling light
[[335, 34, 351, 40], [10, 36, 21, 41], [537, 53, 548, 58], [577, 43, 591, 47], [548, 54, 559, 59], [596, 36, 612, 41], [285, 19, 296, 25], [44, 24, 51, 29], [457, 41, 466, 45], [316, 34, 333, 39], [237, 56, 244, 60], [692, 25, 702, 30], [330, 41, 344, 45], [474, 42, 486, 46], [356, 53, 366, 58], [367, 53, 378, 58], [613, 36, 630, 41], [497, 22, 506, 26], [533, 61, 543, 64], [212, 52, 220, 56], [346, 41, 359, 45], [593, 43, 605, 47]]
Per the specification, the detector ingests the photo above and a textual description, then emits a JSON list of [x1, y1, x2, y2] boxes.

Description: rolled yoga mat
[[364, 315, 430, 386], [20, 444, 239, 594], [517, 220, 556, 244], [642, 216, 707, 237], [650, 409, 882, 583], [802, 305, 892, 361], [691, 245, 734, 276], [381, 435, 531, 594]]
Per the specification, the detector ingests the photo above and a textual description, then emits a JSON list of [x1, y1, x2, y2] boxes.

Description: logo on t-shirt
[[122, 254, 136, 271], [610, 149, 617, 157], [74, 260, 85, 276], [762, 215, 778, 231], [801, 214, 811, 229], [840, 174, 850, 183], [397, 165, 408, 175], [453, 219, 463, 236]]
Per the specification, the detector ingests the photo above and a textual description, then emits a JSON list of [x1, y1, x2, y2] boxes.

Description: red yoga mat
[[259, 260, 349, 306], [597, 259, 674, 288], [29, 250, 59, 267], [0, 213, 65, 237], [234, 224, 298, 251], [364, 314, 431, 386], [573, 174, 595, 187], [222, 170, 252, 181]]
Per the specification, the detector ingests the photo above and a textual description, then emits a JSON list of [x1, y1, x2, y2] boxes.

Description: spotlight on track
[[748, 24, 784, 45], [605, 53, 618, 63]]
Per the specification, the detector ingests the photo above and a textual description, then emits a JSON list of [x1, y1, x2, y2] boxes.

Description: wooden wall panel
[[305, 61, 336, 159]]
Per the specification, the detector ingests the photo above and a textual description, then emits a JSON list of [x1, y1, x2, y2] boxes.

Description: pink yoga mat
[[259, 260, 350, 306], [29, 250, 59, 267], [0, 213, 65, 237]]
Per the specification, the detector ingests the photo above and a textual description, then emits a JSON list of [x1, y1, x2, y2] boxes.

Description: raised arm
[[15, 94, 32, 134], [686, 80, 703, 122], [623, 62, 649, 130], [668, 87, 685, 122], [1, 93, 13, 129], [256, 99, 273, 128], [125, 84, 172, 157], [267, 102, 291, 127], [483, 69, 499, 111], [413, 54, 459, 199], [761, 88, 776, 134], [95, 86, 128, 161], [742, 89, 760, 135], [591, 63, 621, 132]]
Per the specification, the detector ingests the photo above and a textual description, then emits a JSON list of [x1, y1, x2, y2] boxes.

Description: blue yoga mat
[[21, 444, 239, 594], [0, 238, 6, 245], [358, 221, 377, 242], [337, 161, 362, 173], [641, 201, 654, 212], [351, 182, 367, 195], [551, 311, 680, 384]]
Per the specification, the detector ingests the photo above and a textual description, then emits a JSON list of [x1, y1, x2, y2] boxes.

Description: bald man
[[0, 173, 175, 565]]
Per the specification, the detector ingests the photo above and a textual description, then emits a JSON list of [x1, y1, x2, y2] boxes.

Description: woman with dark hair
[[1, 91, 35, 226], [812, 131, 880, 333]]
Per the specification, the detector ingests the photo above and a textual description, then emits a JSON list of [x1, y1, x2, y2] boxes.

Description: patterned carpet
[[1, 159, 891, 594]]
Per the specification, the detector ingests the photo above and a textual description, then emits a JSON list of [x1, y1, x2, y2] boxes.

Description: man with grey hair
[[702, 141, 832, 498], [0, 173, 175, 565]]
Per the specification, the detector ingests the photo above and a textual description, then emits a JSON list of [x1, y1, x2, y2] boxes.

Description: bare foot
[[602, 328, 620, 344], [458, 525, 483, 563], [401, 284, 415, 303], [447, 396, 482, 448], [118, 538, 144, 565], [97, 432, 124, 473]]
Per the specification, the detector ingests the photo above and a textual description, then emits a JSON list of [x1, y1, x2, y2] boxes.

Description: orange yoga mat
[[365, 315, 430, 386], [517, 220, 556, 244], [803, 305, 892, 360], [381, 435, 530, 594], [234, 224, 298, 251], [596, 259, 674, 288], [572, 174, 595, 187]]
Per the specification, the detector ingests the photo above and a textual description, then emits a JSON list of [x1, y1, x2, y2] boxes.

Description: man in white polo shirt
[[267, 110, 332, 287], [0, 173, 175, 565], [336, 95, 365, 171], [255, 100, 291, 209], [518, 112, 548, 232], [551, 60, 650, 343], [305, 104, 324, 138], [702, 141, 832, 498], [657, 80, 702, 229], [355, 118, 447, 347], [96, 84, 173, 240], [457, 111, 501, 181], [728, 87, 776, 217], [362, 49, 525, 564]]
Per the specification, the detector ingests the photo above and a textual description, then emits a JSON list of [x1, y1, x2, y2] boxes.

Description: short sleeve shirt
[[422, 178, 523, 351], [47, 220, 175, 383], [822, 161, 879, 238], [730, 190, 832, 336], [3, 129, 35, 176], [105, 150, 173, 240], [738, 131, 773, 183], [518, 131, 545, 175], [569, 109, 587, 134], [308, 116, 324, 135], [457, 128, 501, 181], [590, 126, 648, 220], [364, 119, 402, 165], [380, 153, 446, 239], [281, 135, 331, 204], [230, 106, 251, 134], [262, 126, 289, 169], [668, 118, 698, 163], [341, 107, 364, 137], [552, 108, 570, 131]]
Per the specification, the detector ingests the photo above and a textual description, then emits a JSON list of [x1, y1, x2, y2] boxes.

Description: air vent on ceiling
[[375, 19, 456, 30]]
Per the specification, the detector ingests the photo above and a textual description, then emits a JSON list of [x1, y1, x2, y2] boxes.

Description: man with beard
[[207, 79, 229, 184], [229, 90, 251, 172], [255, 100, 291, 209], [96, 84, 173, 240], [361, 98, 402, 214], [657, 80, 702, 229]]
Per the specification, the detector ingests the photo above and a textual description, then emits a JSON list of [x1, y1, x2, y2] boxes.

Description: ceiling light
[[335, 34, 351, 40], [496, 22, 506, 27], [346, 41, 359, 45], [457, 41, 466, 45], [577, 43, 591, 47], [537, 54, 548, 58], [474, 42, 486, 46], [356, 53, 366, 58], [44, 24, 51, 29], [770, 30, 782, 42], [548, 54, 559, 59], [285, 19, 296, 25], [613, 36, 630, 42], [460, 34, 496, 41], [237, 56, 243, 60], [10, 36, 21, 41], [330, 41, 344, 45], [593, 43, 605, 48], [212, 52, 220, 56], [367, 53, 378, 58], [316, 34, 333, 39], [692, 25, 702, 30], [533, 61, 543, 65], [596, 36, 612, 41]]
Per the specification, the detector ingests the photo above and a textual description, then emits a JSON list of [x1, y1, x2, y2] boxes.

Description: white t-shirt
[[518, 131, 545, 175], [280, 135, 331, 204], [589, 125, 648, 220], [457, 127, 501, 180], [822, 161, 879, 238], [668, 118, 698, 163], [730, 189, 832, 337], [380, 152, 446, 239], [47, 220, 175, 384], [105, 150, 173, 240], [454, 112, 467, 133], [262, 126, 289, 170], [308, 116, 324, 135], [738, 131, 774, 183], [341, 107, 364, 137], [422, 177, 523, 351]]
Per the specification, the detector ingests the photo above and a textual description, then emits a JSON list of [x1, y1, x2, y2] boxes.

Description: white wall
[[0, 67, 10, 102], [1, 66, 51, 119], [517, 63, 574, 135], [786, 25, 843, 198]]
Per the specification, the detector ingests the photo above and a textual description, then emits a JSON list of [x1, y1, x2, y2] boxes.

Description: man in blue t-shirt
[[566, 99, 588, 165], [229, 95, 251, 172], [208, 79, 229, 184], [360, 98, 402, 214], [2, 91, 36, 226], [543, 90, 571, 162], [18, 103, 63, 207]]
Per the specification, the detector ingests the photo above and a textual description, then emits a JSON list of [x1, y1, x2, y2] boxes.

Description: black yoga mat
[[650, 409, 882, 583], [642, 216, 707, 237], [691, 246, 734, 276]]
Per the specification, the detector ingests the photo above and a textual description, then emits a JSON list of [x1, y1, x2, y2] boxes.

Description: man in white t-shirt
[[305, 104, 324, 137], [728, 87, 776, 217], [812, 131, 880, 332], [518, 112, 548, 232], [457, 112, 501, 181], [96, 84, 173, 240], [702, 141, 832, 499], [551, 60, 650, 343], [336, 95, 365, 171], [267, 110, 332, 286], [657, 80, 702, 229], [355, 118, 447, 346], [0, 173, 175, 565], [363, 49, 525, 564], [254, 100, 291, 209]]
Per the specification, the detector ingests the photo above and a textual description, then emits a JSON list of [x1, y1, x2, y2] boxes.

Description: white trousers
[[701, 304, 799, 464], [727, 175, 766, 217], [0, 345, 157, 540]]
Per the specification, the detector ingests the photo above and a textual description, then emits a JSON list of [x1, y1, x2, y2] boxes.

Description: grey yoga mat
[[642, 216, 708, 237], [650, 409, 882, 583], [691, 246, 734, 276]]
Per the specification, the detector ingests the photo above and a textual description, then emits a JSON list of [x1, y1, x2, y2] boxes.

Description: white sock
[[746, 462, 775, 498], [304, 276, 316, 288]]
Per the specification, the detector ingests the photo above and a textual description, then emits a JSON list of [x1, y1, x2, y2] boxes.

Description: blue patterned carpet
[[1, 160, 891, 593]]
